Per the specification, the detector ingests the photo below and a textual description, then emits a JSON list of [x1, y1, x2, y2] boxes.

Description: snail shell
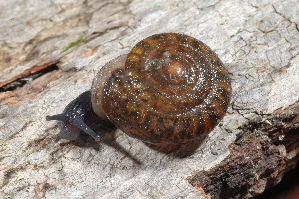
[[91, 33, 231, 144]]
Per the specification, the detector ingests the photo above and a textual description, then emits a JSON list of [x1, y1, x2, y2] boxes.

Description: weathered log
[[1, 0, 298, 198]]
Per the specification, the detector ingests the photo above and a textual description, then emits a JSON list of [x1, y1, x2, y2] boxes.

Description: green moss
[[60, 37, 84, 53], [5, 196, 13, 199], [130, 42, 137, 48], [153, 4, 162, 7]]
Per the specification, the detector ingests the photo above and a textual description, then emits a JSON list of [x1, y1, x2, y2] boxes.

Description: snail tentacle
[[46, 91, 101, 142]]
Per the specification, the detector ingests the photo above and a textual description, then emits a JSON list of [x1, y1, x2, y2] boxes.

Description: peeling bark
[[190, 104, 299, 199]]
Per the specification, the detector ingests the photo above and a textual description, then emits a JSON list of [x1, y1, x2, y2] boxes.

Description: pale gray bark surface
[[0, 0, 298, 198]]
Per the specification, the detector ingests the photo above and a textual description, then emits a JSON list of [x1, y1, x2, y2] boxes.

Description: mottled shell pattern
[[92, 33, 231, 144]]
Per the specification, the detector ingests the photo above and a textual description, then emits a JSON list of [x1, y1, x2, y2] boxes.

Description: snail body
[[46, 33, 231, 145]]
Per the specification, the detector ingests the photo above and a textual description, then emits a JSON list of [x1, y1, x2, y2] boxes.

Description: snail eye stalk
[[46, 91, 103, 142]]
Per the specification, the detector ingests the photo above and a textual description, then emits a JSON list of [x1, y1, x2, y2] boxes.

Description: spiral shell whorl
[[93, 33, 231, 144]]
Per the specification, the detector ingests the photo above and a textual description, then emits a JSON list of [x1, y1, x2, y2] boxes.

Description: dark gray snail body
[[46, 33, 231, 145]]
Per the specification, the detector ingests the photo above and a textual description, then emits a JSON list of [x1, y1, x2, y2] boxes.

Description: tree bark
[[1, 0, 298, 198]]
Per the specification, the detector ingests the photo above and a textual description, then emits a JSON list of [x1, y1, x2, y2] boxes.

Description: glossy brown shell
[[91, 33, 231, 144]]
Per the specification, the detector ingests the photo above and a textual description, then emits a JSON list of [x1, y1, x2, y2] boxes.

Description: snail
[[46, 33, 231, 145]]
